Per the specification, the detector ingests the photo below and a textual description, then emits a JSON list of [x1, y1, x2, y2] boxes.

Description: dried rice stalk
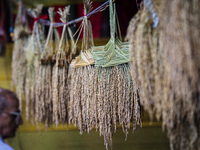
[[87, 0, 142, 149], [35, 7, 60, 127], [68, 1, 141, 149], [127, 0, 200, 149], [126, 0, 166, 140], [24, 4, 45, 124], [126, 4, 162, 121], [68, 0, 95, 132], [68, 64, 141, 150], [68, 65, 97, 133], [160, 0, 200, 149], [12, 0, 31, 111], [52, 6, 71, 126], [95, 65, 141, 150]]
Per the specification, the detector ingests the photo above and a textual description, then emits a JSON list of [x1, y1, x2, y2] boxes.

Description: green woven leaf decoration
[[92, 0, 130, 67]]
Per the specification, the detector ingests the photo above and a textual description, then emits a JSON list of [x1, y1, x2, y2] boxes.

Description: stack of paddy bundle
[[127, 0, 200, 149], [126, 1, 162, 122], [68, 0, 96, 134], [34, 7, 60, 127], [52, 6, 76, 126], [160, 0, 200, 149], [24, 4, 46, 125], [91, 0, 142, 149], [12, 0, 31, 111]]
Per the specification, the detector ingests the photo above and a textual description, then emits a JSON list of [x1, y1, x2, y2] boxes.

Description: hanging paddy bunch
[[67, 0, 142, 149], [24, 4, 46, 125], [12, 0, 30, 111], [68, 0, 96, 134], [10, 0, 200, 149], [160, 0, 200, 149], [126, 1, 162, 121], [34, 7, 60, 127], [91, 0, 142, 149], [52, 6, 76, 126], [12, 0, 143, 149], [126, 0, 200, 149]]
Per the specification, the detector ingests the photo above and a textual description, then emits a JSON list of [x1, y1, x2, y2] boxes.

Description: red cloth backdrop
[[77, 2, 103, 39], [76, 0, 137, 38], [14, 0, 138, 39]]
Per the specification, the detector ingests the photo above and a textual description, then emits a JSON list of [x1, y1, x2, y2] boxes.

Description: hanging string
[[13, 0, 112, 28]]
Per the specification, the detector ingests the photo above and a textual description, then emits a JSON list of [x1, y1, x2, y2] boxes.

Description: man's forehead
[[0, 89, 19, 111]]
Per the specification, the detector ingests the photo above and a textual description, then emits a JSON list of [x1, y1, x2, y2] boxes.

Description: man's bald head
[[0, 88, 18, 111]]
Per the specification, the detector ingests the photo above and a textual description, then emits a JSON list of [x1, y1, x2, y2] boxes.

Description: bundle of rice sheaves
[[68, 0, 96, 134], [127, 0, 200, 149], [126, 1, 162, 122], [91, 0, 142, 149], [34, 7, 60, 127], [24, 4, 46, 124], [52, 6, 76, 126], [160, 0, 200, 149], [12, 0, 31, 111]]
